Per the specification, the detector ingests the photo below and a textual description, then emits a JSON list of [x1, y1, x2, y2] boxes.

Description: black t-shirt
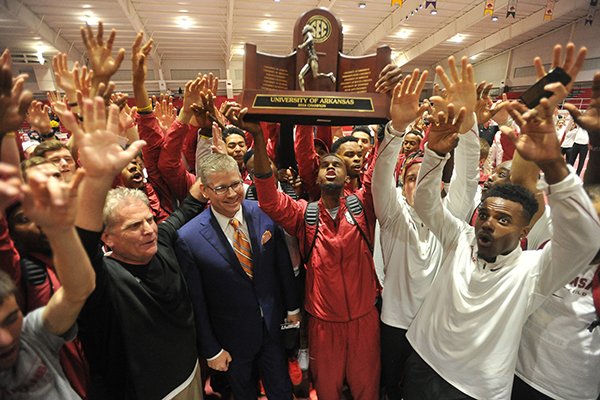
[[77, 195, 206, 400]]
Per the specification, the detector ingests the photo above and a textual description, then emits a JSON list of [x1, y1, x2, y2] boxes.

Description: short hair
[[103, 187, 150, 228], [243, 148, 255, 166], [222, 126, 245, 140], [479, 138, 490, 160], [406, 129, 423, 138], [331, 135, 359, 154], [320, 153, 347, 172], [482, 183, 539, 223], [352, 126, 374, 144], [197, 153, 240, 185], [20, 156, 51, 179], [0, 270, 17, 305], [32, 140, 69, 158]]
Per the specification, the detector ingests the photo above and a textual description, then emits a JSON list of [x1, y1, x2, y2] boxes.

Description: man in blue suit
[[175, 153, 300, 399]]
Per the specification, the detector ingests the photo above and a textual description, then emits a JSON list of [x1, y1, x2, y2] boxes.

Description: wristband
[[254, 170, 273, 179], [68, 102, 78, 107], [137, 104, 153, 113]]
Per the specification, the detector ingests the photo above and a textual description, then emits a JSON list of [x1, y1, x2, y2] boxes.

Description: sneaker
[[298, 348, 309, 371]]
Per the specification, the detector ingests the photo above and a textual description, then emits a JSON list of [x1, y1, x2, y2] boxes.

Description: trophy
[[239, 8, 392, 126]]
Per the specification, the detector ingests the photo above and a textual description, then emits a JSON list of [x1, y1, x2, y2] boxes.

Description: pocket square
[[261, 230, 272, 245]]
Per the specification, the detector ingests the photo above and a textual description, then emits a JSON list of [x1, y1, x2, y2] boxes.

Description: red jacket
[[182, 125, 198, 173], [254, 172, 378, 322], [157, 120, 197, 202], [294, 125, 321, 201], [135, 113, 176, 213]]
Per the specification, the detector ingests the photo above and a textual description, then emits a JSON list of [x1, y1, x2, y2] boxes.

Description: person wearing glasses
[[175, 153, 301, 400]]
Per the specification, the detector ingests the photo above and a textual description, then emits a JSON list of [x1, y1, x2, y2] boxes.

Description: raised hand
[[26, 100, 52, 134], [0, 49, 33, 135], [178, 77, 203, 124], [131, 32, 153, 86], [532, 42, 587, 110], [389, 68, 429, 132], [52, 53, 79, 99], [432, 56, 476, 133], [501, 100, 562, 164], [210, 122, 227, 155], [375, 64, 403, 94], [474, 81, 507, 125], [426, 104, 466, 156], [22, 168, 84, 232], [221, 101, 262, 137], [67, 97, 145, 178], [80, 21, 125, 92], [0, 163, 23, 211], [564, 71, 600, 143], [73, 64, 93, 100], [153, 94, 176, 132], [51, 99, 78, 133]]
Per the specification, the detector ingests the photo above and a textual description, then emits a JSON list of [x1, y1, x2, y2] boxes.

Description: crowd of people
[[0, 20, 599, 400]]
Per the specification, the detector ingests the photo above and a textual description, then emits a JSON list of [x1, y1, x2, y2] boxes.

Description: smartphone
[[519, 67, 571, 109]]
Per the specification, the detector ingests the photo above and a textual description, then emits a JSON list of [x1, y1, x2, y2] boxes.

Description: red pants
[[308, 307, 380, 400]]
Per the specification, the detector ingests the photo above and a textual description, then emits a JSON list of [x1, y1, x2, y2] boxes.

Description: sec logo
[[307, 15, 332, 44]]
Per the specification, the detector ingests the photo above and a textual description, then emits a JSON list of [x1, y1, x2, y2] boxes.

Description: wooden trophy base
[[239, 89, 390, 126]]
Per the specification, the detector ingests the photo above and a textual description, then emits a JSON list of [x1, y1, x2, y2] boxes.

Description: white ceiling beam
[[0, 0, 82, 60], [317, 0, 338, 8], [226, 0, 235, 67], [115, 0, 163, 70], [448, 0, 589, 65], [394, 0, 510, 66], [349, 0, 428, 56]]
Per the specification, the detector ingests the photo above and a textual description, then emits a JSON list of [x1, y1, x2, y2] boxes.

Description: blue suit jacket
[[175, 200, 300, 359]]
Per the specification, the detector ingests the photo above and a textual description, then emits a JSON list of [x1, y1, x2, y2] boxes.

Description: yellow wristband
[[137, 104, 153, 113]]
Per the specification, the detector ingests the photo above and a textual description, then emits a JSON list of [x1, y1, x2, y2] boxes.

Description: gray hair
[[103, 187, 150, 228], [0, 270, 17, 305], [197, 153, 240, 186]]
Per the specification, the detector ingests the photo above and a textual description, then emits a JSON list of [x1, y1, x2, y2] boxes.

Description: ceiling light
[[81, 13, 98, 25], [261, 20, 275, 32], [35, 47, 44, 65], [491, 15, 499, 22], [178, 9, 188, 13], [430, 9, 438, 15], [32, 36, 41, 40], [396, 29, 412, 39], [274, 0, 281, 2], [178, 16, 194, 29], [82, 4, 92, 8], [236, 47, 245, 56], [470, 54, 479, 60], [358, 2, 366, 8], [449, 34, 464, 43]]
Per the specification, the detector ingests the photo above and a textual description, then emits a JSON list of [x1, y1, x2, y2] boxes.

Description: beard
[[320, 182, 344, 194]]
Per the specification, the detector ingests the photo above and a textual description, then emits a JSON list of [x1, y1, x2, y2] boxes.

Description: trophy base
[[239, 89, 390, 126]]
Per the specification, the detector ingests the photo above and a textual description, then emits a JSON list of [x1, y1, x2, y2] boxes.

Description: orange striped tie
[[230, 218, 254, 279]]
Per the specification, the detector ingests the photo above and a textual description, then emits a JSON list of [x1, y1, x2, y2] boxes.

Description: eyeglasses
[[206, 180, 243, 195]]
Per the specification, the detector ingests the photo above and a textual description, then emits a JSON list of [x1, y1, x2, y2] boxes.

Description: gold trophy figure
[[297, 24, 336, 91]]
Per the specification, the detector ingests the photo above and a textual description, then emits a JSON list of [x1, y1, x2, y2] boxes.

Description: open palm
[[72, 98, 146, 178], [389, 69, 429, 131]]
